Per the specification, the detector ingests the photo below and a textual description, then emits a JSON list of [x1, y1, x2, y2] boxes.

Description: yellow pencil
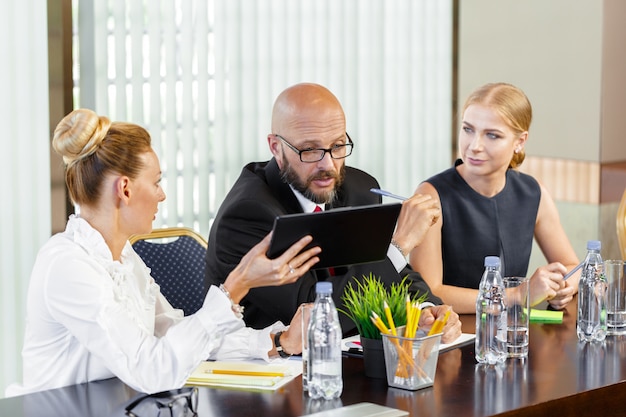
[[405, 295, 413, 338], [427, 307, 451, 336], [409, 302, 421, 338], [371, 312, 390, 334], [370, 316, 386, 334], [384, 301, 397, 336], [206, 369, 285, 377]]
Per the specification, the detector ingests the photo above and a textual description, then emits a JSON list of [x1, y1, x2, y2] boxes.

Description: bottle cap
[[586, 240, 601, 250], [316, 281, 333, 294], [484, 256, 500, 268]]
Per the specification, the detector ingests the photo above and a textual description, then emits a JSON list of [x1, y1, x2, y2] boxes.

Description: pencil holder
[[381, 327, 441, 390]]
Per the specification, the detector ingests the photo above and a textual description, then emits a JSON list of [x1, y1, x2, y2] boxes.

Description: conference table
[[3, 299, 626, 417]]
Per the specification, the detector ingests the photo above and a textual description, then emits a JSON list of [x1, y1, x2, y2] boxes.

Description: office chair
[[618, 188, 626, 260], [130, 227, 207, 316]]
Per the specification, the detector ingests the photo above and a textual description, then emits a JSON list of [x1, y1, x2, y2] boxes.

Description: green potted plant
[[339, 273, 428, 378]]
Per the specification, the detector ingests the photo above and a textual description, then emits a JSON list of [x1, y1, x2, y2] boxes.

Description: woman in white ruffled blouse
[[6, 109, 321, 397]]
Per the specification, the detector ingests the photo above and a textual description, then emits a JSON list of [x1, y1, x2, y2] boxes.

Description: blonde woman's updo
[[462, 83, 532, 169], [53, 109, 111, 167], [53, 109, 152, 206]]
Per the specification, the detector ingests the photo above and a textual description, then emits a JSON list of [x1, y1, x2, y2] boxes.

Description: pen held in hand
[[563, 262, 584, 280], [370, 188, 407, 201]]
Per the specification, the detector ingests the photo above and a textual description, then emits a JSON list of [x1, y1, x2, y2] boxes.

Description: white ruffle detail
[[66, 215, 160, 335]]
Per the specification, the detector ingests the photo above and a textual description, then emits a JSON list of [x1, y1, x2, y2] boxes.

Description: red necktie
[[313, 205, 335, 275]]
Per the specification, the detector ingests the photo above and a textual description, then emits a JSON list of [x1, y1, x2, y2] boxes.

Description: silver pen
[[370, 188, 407, 201], [563, 262, 584, 280]]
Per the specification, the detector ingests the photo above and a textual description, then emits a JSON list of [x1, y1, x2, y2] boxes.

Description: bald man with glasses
[[205, 83, 461, 344]]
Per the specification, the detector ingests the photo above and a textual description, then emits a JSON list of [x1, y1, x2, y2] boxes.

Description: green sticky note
[[529, 308, 563, 323]]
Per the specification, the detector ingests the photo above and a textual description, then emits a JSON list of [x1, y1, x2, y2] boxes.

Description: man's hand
[[418, 305, 462, 344], [272, 303, 313, 356]]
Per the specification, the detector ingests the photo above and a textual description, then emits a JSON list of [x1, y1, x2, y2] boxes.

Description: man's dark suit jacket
[[205, 158, 442, 335]]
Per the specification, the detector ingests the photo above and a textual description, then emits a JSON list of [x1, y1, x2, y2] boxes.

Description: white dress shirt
[[6, 215, 285, 397]]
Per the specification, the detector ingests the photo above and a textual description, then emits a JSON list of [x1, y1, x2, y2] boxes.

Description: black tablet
[[267, 203, 402, 269]]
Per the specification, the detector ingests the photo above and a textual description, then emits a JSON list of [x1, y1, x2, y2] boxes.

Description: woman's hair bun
[[52, 109, 112, 166]]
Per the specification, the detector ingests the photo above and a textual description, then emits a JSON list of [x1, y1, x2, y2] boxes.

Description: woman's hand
[[547, 280, 575, 310], [223, 232, 321, 303], [529, 263, 572, 308], [392, 192, 441, 256]]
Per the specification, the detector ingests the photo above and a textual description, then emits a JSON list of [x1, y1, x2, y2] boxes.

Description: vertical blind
[[75, 0, 453, 237], [0, 0, 452, 398], [0, 0, 50, 397]]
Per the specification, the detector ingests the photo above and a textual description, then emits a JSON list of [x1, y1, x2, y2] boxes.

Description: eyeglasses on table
[[125, 387, 198, 417]]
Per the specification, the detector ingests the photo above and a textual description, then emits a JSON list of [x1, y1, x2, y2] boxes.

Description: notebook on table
[[186, 360, 301, 391], [267, 203, 402, 269]]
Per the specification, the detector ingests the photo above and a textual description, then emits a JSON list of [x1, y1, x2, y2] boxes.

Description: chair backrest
[[130, 227, 207, 316], [618, 189, 626, 260]]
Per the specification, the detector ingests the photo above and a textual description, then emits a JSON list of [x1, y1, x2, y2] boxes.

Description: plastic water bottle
[[475, 256, 507, 364], [577, 240, 607, 342], [307, 282, 343, 400]]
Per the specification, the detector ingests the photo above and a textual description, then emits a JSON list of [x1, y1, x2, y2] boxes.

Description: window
[[73, 0, 453, 235]]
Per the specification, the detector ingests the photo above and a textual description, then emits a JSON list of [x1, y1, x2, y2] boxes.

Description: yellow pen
[[384, 301, 397, 336]]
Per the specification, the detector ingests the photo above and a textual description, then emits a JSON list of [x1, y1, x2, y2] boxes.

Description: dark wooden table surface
[[3, 298, 626, 416]]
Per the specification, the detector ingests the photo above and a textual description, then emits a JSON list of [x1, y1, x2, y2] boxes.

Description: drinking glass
[[504, 276, 529, 358], [606, 260, 626, 335]]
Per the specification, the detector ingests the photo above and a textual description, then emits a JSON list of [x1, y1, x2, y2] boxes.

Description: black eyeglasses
[[125, 387, 198, 417], [275, 133, 354, 163]]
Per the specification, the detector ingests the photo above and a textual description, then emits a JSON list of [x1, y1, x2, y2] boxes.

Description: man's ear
[[268, 134, 283, 168]]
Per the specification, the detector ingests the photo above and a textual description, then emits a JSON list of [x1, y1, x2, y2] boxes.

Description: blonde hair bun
[[52, 109, 112, 166]]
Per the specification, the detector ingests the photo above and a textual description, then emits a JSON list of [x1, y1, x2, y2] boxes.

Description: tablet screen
[[267, 203, 402, 269]]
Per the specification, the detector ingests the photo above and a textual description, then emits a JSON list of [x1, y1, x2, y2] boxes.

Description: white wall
[[458, 0, 604, 162]]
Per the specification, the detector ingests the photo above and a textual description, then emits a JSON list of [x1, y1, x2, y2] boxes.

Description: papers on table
[[342, 332, 475, 354], [436, 332, 475, 352], [186, 359, 301, 391]]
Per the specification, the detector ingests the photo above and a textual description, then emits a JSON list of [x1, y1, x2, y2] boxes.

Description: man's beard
[[280, 154, 345, 205]]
